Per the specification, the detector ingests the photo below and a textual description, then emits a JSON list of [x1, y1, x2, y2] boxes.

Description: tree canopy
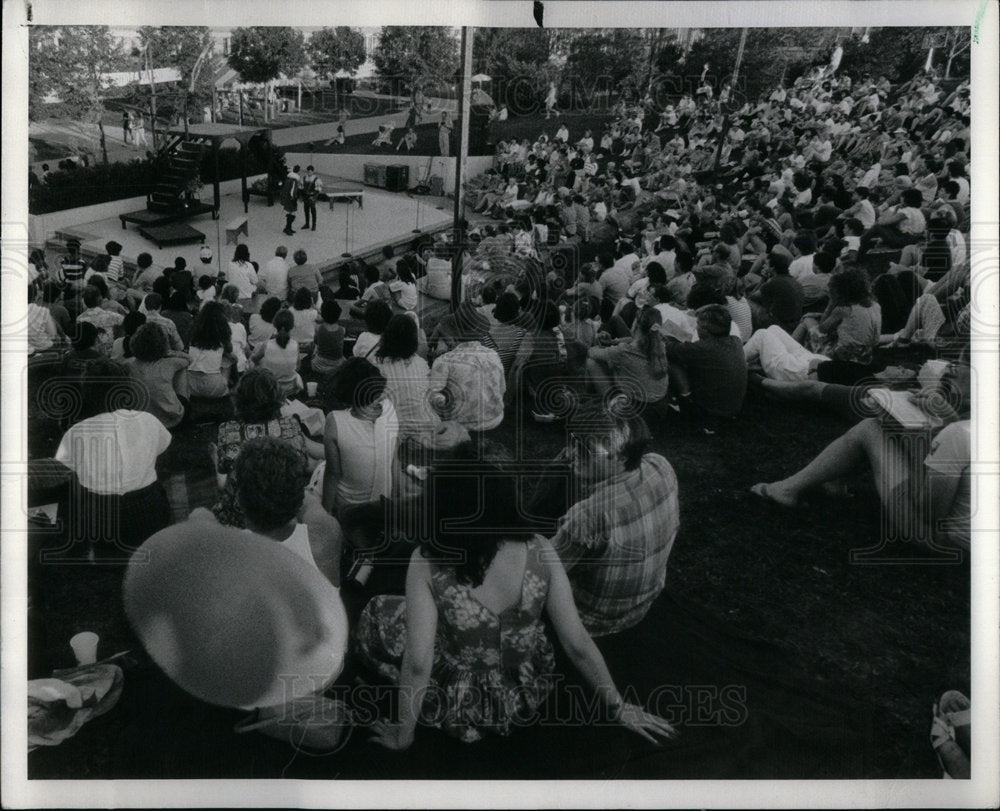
[[472, 28, 554, 113], [307, 26, 366, 78], [563, 29, 646, 105], [136, 26, 217, 123], [373, 27, 458, 95], [28, 26, 129, 163], [228, 26, 306, 84]]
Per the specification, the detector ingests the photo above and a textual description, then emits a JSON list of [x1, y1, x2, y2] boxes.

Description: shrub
[[29, 139, 291, 215]]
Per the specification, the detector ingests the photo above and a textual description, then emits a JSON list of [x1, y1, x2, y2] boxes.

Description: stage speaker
[[385, 164, 409, 192], [429, 175, 444, 197]]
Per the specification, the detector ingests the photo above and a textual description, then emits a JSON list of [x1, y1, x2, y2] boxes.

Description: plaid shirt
[[551, 453, 679, 637]]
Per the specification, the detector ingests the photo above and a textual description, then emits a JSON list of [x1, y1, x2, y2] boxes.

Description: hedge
[[29, 139, 287, 215]]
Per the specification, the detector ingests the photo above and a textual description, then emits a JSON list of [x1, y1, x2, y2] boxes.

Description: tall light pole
[[145, 41, 158, 150], [712, 27, 747, 173], [450, 26, 473, 312]]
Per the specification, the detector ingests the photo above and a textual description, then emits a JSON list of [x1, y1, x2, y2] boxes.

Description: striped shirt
[[105, 256, 124, 284], [551, 453, 680, 637], [60, 256, 88, 285]]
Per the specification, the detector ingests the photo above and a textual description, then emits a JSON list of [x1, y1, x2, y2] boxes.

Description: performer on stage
[[281, 165, 301, 235], [438, 112, 453, 157], [122, 109, 133, 145], [301, 166, 323, 232]]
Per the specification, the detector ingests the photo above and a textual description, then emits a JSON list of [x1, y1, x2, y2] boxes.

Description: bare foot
[[750, 482, 800, 508]]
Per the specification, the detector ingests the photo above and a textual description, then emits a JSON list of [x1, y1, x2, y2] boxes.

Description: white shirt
[[789, 254, 815, 281], [228, 261, 259, 299], [854, 199, 876, 230], [28, 303, 58, 353], [259, 256, 290, 298], [953, 176, 969, 205], [56, 410, 170, 495]]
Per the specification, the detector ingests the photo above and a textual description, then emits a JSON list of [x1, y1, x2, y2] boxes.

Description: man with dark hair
[[547, 405, 680, 637], [664, 304, 748, 421], [142, 292, 185, 351], [287, 249, 323, 301], [58, 239, 88, 289], [131, 252, 161, 294], [280, 165, 301, 235], [750, 249, 805, 334], [75, 285, 124, 354], [300, 165, 323, 231]]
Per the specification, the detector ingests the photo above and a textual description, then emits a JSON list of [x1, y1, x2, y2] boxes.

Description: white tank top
[[280, 522, 316, 569]]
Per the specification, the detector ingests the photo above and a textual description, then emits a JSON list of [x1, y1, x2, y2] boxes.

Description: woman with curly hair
[[211, 368, 323, 528], [321, 357, 398, 515], [793, 266, 881, 365], [187, 301, 233, 398], [358, 470, 677, 749], [124, 322, 190, 429]]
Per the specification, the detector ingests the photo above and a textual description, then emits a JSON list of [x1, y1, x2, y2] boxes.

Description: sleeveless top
[[329, 402, 398, 509], [281, 523, 316, 568], [356, 538, 557, 743], [260, 338, 300, 393]]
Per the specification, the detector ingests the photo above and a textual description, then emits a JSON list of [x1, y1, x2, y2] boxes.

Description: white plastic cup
[[306, 381, 319, 398], [70, 631, 99, 665]]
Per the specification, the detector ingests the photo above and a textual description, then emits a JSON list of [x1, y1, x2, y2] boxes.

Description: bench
[[225, 217, 249, 245], [322, 186, 365, 210]]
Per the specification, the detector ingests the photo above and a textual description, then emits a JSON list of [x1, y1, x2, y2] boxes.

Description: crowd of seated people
[[25, 58, 974, 763]]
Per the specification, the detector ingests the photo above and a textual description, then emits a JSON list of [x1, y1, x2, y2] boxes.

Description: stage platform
[[54, 178, 453, 284]]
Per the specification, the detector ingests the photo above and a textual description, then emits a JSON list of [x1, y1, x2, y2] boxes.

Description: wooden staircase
[[120, 134, 215, 239], [147, 135, 210, 214]]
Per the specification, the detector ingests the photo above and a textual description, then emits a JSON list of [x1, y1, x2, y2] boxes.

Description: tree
[[563, 29, 646, 109], [473, 28, 553, 114], [838, 27, 938, 83], [942, 27, 971, 79], [28, 27, 60, 122], [228, 26, 306, 84], [373, 27, 458, 96], [29, 26, 129, 165], [683, 28, 839, 103], [137, 26, 217, 133], [307, 26, 365, 78]]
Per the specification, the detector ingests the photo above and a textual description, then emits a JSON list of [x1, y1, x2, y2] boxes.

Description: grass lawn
[[24, 340, 968, 779]]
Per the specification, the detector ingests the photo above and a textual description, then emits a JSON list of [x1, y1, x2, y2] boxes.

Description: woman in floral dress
[[357, 472, 677, 748]]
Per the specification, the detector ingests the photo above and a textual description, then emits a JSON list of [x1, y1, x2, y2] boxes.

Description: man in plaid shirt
[[549, 404, 680, 637]]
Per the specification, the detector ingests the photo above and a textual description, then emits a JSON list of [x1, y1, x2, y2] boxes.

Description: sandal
[[938, 690, 971, 756], [931, 697, 971, 779]]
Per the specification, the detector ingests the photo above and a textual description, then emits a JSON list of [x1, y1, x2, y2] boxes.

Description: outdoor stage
[[59, 177, 454, 282]]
